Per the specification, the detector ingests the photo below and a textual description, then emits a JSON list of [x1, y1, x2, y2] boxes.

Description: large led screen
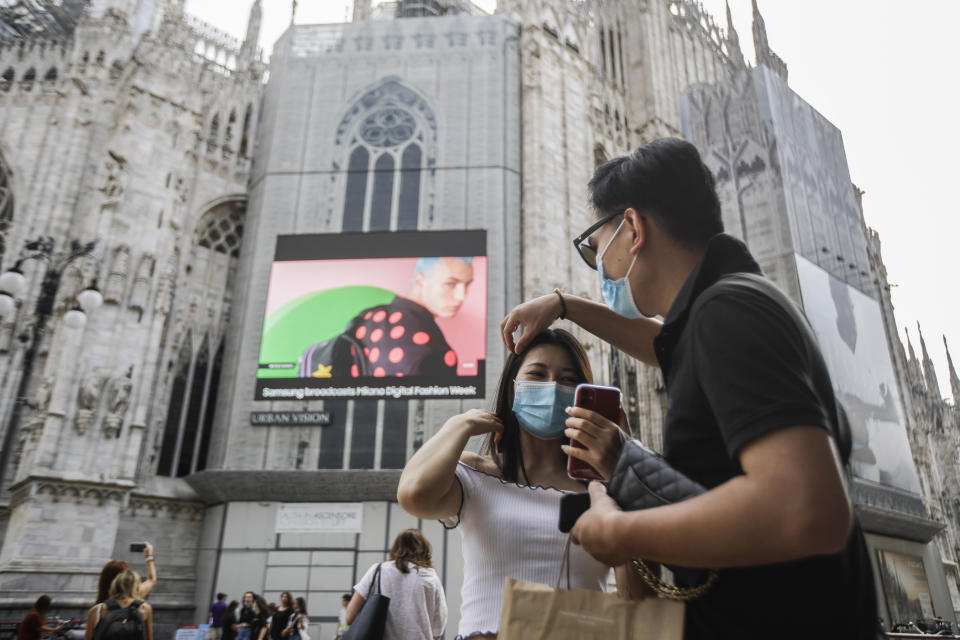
[[877, 550, 936, 622], [795, 255, 921, 493], [257, 230, 486, 401]]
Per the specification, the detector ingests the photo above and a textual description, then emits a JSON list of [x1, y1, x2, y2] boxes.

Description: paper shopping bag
[[498, 577, 685, 640]]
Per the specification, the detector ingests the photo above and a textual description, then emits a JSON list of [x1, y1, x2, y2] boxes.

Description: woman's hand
[[447, 409, 503, 440], [562, 406, 628, 481], [142, 541, 154, 558], [500, 293, 563, 354]]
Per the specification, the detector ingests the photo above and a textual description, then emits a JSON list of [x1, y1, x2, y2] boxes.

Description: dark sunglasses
[[572, 210, 626, 270]]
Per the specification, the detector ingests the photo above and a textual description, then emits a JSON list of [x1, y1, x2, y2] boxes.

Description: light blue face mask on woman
[[597, 219, 643, 319], [512, 381, 577, 440]]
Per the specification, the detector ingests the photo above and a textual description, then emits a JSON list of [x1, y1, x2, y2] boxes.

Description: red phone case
[[568, 384, 621, 481]]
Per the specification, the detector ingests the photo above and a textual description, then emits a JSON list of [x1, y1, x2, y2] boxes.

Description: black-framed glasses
[[572, 210, 625, 270]]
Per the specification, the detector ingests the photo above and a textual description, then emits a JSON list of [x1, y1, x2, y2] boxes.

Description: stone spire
[[353, 0, 372, 22], [751, 0, 788, 81], [917, 324, 941, 396], [905, 328, 924, 387], [725, 1, 746, 68], [945, 336, 960, 405], [239, 0, 263, 66]]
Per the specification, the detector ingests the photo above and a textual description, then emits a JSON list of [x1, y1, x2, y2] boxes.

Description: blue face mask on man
[[512, 380, 577, 439], [597, 218, 643, 319]]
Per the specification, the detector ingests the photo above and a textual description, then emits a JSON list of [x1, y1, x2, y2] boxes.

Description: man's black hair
[[217, 593, 227, 601], [588, 138, 723, 247]]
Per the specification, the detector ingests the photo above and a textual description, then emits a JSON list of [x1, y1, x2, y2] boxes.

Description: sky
[[184, 0, 959, 401]]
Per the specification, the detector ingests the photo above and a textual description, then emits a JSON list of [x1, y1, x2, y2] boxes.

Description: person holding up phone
[[500, 138, 880, 639], [398, 328, 643, 640], [94, 542, 157, 606]]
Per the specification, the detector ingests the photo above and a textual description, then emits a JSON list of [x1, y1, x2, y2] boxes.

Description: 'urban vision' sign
[[249, 411, 332, 426]]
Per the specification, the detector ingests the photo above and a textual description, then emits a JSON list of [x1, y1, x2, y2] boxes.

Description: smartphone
[[130, 543, 146, 552], [558, 492, 591, 533], [567, 383, 621, 481]]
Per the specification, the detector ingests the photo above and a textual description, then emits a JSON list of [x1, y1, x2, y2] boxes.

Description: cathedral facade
[[0, 0, 958, 635]]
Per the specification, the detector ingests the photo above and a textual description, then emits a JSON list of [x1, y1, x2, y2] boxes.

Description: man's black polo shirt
[[652, 234, 880, 639]]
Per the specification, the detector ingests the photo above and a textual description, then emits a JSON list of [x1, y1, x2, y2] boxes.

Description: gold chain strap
[[631, 559, 719, 602]]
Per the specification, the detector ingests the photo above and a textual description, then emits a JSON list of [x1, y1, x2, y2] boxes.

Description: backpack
[[298, 334, 369, 378], [93, 599, 145, 640]]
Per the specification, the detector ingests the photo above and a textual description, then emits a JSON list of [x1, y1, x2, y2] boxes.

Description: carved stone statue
[[100, 151, 128, 202], [24, 377, 54, 435], [34, 377, 53, 413], [103, 367, 133, 438], [75, 370, 102, 435], [104, 245, 130, 304], [154, 254, 178, 315], [129, 254, 156, 315]]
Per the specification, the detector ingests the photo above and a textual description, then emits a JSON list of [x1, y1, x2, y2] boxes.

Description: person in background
[[95, 542, 157, 604], [208, 593, 228, 640], [83, 570, 153, 640], [346, 529, 446, 640], [334, 594, 350, 640], [17, 596, 61, 640], [255, 596, 271, 640], [268, 593, 293, 640], [237, 592, 266, 640], [220, 600, 240, 640], [282, 598, 308, 640]]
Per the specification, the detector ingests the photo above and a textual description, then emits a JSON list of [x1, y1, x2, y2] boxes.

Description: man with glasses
[[501, 138, 881, 639]]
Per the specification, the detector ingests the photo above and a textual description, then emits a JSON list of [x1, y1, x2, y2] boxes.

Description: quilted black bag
[[606, 439, 719, 600], [343, 564, 390, 640]]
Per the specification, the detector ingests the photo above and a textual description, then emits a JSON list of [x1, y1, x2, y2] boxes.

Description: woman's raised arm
[[397, 409, 502, 520]]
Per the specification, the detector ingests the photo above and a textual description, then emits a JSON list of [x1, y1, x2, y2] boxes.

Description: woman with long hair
[[236, 592, 267, 640], [83, 570, 153, 640], [95, 542, 157, 604], [220, 600, 240, 640], [345, 529, 447, 640], [398, 328, 641, 639], [267, 592, 293, 640], [281, 598, 308, 640]]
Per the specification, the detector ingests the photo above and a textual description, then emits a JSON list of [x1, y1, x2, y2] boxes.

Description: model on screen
[[299, 257, 474, 379]]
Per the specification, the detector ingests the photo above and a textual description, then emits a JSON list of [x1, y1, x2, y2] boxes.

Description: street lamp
[[0, 237, 101, 484]]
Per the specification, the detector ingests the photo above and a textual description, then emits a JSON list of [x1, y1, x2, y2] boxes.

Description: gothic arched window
[[226, 109, 236, 144], [334, 78, 436, 233], [209, 114, 220, 142], [155, 199, 245, 478], [239, 104, 253, 157], [195, 203, 244, 257], [0, 151, 13, 260]]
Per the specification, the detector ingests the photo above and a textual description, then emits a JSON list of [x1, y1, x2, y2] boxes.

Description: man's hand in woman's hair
[[500, 294, 563, 354]]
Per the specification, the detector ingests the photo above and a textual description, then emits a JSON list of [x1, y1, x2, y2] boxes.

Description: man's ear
[[623, 208, 646, 255]]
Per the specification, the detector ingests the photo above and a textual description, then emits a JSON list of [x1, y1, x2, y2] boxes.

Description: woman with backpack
[[83, 570, 153, 640], [95, 542, 157, 603]]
